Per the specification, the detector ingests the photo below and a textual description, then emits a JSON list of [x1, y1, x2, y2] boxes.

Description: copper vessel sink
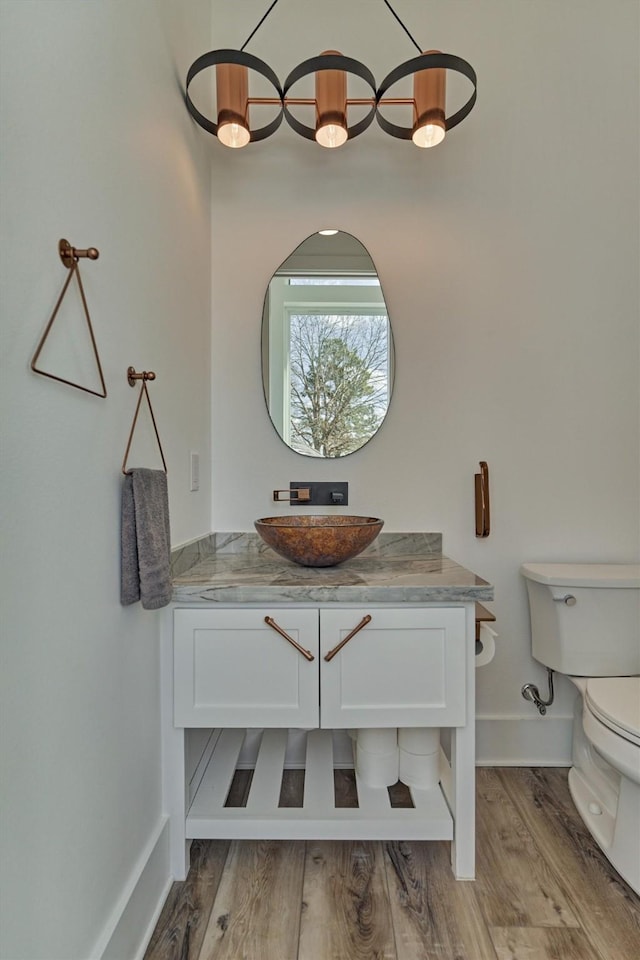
[[255, 515, 384, 567]]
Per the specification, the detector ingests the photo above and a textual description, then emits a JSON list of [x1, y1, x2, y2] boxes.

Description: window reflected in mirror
[[262, 232, 394, 458]]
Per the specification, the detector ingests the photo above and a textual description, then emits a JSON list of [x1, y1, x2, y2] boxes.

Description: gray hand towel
[[121, 468, 172, 610]]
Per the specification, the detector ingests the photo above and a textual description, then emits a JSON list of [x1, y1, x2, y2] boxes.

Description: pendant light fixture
[[215, 61, 251, 148], [315, 51, 348, 148], [412, 50, 446, 148], [185, 0, 476, 151]]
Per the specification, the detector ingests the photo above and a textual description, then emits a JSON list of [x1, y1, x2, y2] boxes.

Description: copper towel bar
[[475, 461, 490, 538], [122, 367, 167, 475], [31, 239, 106, 398]]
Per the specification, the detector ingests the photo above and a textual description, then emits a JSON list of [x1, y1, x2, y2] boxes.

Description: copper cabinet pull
[[264, 616, 315, 661], [324, 614, 372, 662]]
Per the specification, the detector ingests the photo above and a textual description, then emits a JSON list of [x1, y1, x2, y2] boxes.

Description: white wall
[[1, 5, 636, 953], [208, 1, 639, 756], [0, 2, 211, 958]]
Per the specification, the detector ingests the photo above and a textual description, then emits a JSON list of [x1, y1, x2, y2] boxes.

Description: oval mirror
[[262, 231, 394, 458]]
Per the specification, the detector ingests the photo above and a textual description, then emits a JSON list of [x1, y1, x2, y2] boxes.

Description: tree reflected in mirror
[[290, 312, 389, 457]]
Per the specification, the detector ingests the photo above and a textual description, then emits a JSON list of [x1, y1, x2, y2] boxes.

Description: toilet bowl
[[584, 677, 640, 780], [521, 562, 640, 895], [568, 676, 640, 894]]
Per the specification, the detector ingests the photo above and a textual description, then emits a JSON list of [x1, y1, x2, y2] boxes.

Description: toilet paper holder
[[475, 603, 496, 667], [476, 622, 497, 667]]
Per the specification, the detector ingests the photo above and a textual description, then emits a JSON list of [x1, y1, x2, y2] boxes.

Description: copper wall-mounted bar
[[475, 461, 490, 538], [30, 238, 106, 398]]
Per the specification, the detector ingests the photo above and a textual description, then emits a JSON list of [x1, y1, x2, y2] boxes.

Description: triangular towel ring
[[122, 367, 168, 475], [30, 239, 107, 398]]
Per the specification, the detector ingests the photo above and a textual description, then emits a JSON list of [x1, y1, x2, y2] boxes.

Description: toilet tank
[[520, 563, 640, 676]]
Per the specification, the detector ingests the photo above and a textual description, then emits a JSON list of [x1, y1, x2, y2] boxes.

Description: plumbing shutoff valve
[[521, 668, 555, 716]]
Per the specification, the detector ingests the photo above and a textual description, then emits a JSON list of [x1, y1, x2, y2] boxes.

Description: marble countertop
[[171, 533, 493, 605]]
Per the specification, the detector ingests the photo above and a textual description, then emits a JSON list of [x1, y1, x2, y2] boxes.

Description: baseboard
[[91, 816, 172, 960], [476, 714, 572, 766]]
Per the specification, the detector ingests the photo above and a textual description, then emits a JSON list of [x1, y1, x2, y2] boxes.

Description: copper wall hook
[[58, 238, 99, 269], [30, 238, 106, 398], [127, 366, 156, 387]]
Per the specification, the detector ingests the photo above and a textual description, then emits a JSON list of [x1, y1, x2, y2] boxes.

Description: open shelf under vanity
[[186, 727, 454, 841]]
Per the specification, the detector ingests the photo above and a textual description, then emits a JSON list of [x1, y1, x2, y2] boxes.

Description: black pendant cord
[[240, 0, 281, 51], [241, 0, 422, 56], [381, 0, 423, 54]]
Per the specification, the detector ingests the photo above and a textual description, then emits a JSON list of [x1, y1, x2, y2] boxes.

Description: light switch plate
[[190, 451, 200, 492]]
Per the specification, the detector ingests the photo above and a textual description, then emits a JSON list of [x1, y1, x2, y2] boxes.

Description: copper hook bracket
[[58, 238, 100, 269], [127, 366, 156, 387]]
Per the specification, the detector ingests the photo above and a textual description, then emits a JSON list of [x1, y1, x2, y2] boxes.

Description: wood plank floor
[[145, 768, 640, 960]]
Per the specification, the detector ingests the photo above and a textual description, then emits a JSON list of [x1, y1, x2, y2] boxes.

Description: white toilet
[[521, 562, 640, 894]]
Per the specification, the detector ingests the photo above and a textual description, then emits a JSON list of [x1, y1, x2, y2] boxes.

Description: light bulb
[[217, 121, 250, 149], [412, 51, 446, 149], [411, 122, 446, 149], [315, 122, 348, 149]]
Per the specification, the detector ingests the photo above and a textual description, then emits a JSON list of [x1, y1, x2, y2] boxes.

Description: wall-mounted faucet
[[273, 487, 311, 503]]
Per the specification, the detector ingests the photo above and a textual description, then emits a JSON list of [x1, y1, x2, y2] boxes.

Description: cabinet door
[[174, 609, 319, 727], [320, 607, 466, 728]]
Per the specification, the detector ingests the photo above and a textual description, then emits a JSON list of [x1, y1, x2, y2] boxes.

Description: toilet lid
[[585, 677, 640, 746]]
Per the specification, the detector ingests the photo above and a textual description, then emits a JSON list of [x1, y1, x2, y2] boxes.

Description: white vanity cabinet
[[168, 603, 476, 881], [173, 606, 466, 729]]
